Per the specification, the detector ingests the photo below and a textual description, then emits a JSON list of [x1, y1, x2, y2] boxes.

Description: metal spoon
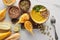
[[50, 16, 58, 40]]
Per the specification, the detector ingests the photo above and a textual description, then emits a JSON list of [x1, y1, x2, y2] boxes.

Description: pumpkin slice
[[0, 22, 11, 30], [3, 0, 16, 6], [0, 8, 6, 21], [5, 33, 20, 40], [17, 13, 29, 23], [0, 31, 11, 40], [24, 21, 33, 34]]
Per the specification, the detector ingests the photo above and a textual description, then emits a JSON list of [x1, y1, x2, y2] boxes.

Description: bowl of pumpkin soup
[[30, 5, 50, 24]]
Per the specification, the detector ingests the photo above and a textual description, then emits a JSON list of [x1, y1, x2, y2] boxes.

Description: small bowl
[[8, 6, 20, 19], [30, 5, 50, 24], [19, 0, 31, 13], [3, 0, 16, 6]]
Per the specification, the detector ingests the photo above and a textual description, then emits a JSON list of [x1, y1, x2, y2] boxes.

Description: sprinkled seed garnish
[[52, 38, 54, 40], [43, 32, 46, 35], [49, 35, 52, 38], [38, 24, 48, 35], [38, 24, 46, 31], [38, 24, 54, 40], [49, 27, 51, 30], [49, 39, 50, 40], [41, 31, 44, 34], [47, 32, 50, 36], [47, 26, 49, 31]]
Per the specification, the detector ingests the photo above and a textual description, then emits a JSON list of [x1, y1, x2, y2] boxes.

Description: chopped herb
[[33, 5, 45, 12]]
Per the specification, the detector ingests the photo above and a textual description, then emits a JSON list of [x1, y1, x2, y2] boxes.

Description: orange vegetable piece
[[24, 21, 33, 34]]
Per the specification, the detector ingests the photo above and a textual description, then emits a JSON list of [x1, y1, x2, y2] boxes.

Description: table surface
[[0, 0, 60, 40]]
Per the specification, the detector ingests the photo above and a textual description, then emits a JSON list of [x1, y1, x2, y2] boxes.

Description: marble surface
[[0, 0, 60, 40]]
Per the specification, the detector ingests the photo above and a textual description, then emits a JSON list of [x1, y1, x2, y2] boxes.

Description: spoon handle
[[55, 30, 58, 40], [53, 25, 58, 40]]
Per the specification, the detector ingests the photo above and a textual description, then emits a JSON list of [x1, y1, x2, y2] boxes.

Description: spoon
[[50, 16, 58, 40]]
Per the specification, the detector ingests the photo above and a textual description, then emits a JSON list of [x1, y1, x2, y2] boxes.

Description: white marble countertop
[[0, 0, 60, 40]]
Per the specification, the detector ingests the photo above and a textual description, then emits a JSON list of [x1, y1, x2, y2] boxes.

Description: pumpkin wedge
[[24, 21, 33, 34], [0, 31, 11, 40], [0, 8, 6, 21], [5, 33, 20, 40], [17, 13, 29, 23], [0, 22, 11, 30]]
